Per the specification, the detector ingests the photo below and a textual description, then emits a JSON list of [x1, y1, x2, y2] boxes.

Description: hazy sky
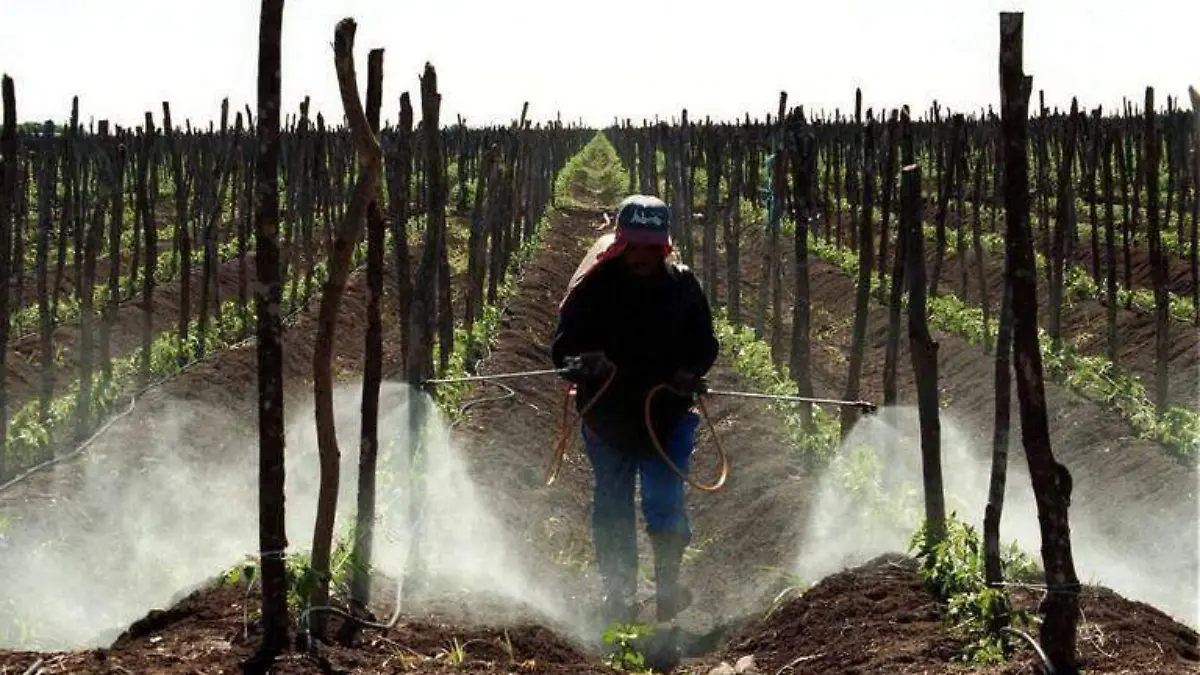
[[1, 0, 1195, 129]]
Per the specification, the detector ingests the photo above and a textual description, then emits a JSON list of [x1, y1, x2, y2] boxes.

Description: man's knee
[[640, 462, 689, 534], [642, 412, 700, 531]]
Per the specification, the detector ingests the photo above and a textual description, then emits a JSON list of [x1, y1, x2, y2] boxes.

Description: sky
[[1, 0, 1196, 130]]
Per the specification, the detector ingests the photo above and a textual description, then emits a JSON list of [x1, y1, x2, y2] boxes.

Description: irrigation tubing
[[1002, 627, 1055, 674], [450, 348, 520, 420]]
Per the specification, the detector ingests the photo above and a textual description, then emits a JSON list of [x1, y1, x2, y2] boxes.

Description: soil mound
[[0, 578, 613, 674], [697, 553, 1199, 675]]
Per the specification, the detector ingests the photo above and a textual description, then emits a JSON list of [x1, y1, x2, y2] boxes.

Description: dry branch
[[308, 16, 384, 636], [0, 75, 16, 478], [349, 45, 386, 620]]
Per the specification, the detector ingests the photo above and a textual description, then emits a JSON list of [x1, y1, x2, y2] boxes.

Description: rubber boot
[[649, 531, 693, 622]]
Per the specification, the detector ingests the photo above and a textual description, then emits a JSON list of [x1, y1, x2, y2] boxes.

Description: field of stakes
[[0, 8, 1198, 675]]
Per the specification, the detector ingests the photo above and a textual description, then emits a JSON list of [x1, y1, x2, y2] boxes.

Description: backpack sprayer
[[422, 357, 877, 493]]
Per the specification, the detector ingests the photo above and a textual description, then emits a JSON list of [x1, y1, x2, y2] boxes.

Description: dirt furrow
[[915, 219, 1200, 412], [789, 207, 1199, 412]]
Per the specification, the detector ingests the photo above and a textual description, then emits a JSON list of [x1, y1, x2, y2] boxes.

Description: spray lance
[[421, 356, 877, 413], [422, 358, 877, 492]]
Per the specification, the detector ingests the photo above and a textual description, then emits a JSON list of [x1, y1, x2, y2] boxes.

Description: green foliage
[[601, 621, 655, 673], [712, 314, 841, 467], [794, 218, 1199, 461], [909, 514, 1038, 664], [555, 132, 629, 209], [2, 228, 377, 479], [835, 442, 923, 533], [219, 522, 362, 622]]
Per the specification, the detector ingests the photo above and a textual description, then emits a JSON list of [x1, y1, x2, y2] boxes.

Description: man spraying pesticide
[[550, 194, 718, 629], [420, 195, 875, 668]]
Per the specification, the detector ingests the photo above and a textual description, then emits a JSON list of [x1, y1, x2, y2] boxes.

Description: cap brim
[[618, 228, 671, 246]]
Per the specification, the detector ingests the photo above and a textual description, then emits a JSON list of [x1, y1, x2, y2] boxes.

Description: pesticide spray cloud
[[0, 394, 260, 649], [0, 379, 577, 650], [284, 381, 579, 633], [794, 404, 1198, 628]]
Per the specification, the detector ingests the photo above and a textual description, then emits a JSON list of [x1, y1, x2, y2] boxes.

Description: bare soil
[[693, 554, 1199, 675]]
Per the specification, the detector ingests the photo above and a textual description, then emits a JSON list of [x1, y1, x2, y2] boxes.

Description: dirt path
[[440, 205, 841, 639]]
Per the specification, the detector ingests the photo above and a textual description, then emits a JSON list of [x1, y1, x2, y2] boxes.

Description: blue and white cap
[[614, 195, 672, 246]]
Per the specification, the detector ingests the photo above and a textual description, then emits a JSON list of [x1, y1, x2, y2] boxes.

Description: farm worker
[[550, 194, 720, 626]]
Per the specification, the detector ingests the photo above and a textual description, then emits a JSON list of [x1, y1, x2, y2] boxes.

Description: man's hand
[[565, 351, 614, 382]]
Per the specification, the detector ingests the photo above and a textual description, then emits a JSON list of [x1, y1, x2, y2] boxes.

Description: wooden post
[[253, 0, 290, 655], [999, 12, 1081, 672]]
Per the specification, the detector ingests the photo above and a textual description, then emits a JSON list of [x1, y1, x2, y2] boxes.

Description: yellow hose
[[545, 366, 729, 492]]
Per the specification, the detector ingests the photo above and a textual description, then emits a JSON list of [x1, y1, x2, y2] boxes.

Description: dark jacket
[[550, 258, 719, 455]]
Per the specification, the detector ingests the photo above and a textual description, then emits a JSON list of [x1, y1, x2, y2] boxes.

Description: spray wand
[[422, 366, 572, 385], [422, 359, 881, 494], [421, 359, 878, 413]]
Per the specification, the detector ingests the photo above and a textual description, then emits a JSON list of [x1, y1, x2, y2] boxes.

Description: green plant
[[434, 636, 482, 665], [908, 513, 1038, 664], [601, 621, 655, 673], [759, 565, 809, 622], [554, 132, 629, 209], [711, 314, 841, 467], [795, 220, 1199, 461], [218, 521, 362, 623]]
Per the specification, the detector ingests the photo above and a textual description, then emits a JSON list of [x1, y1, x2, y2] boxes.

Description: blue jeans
[[581, 411, 699, 603]]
